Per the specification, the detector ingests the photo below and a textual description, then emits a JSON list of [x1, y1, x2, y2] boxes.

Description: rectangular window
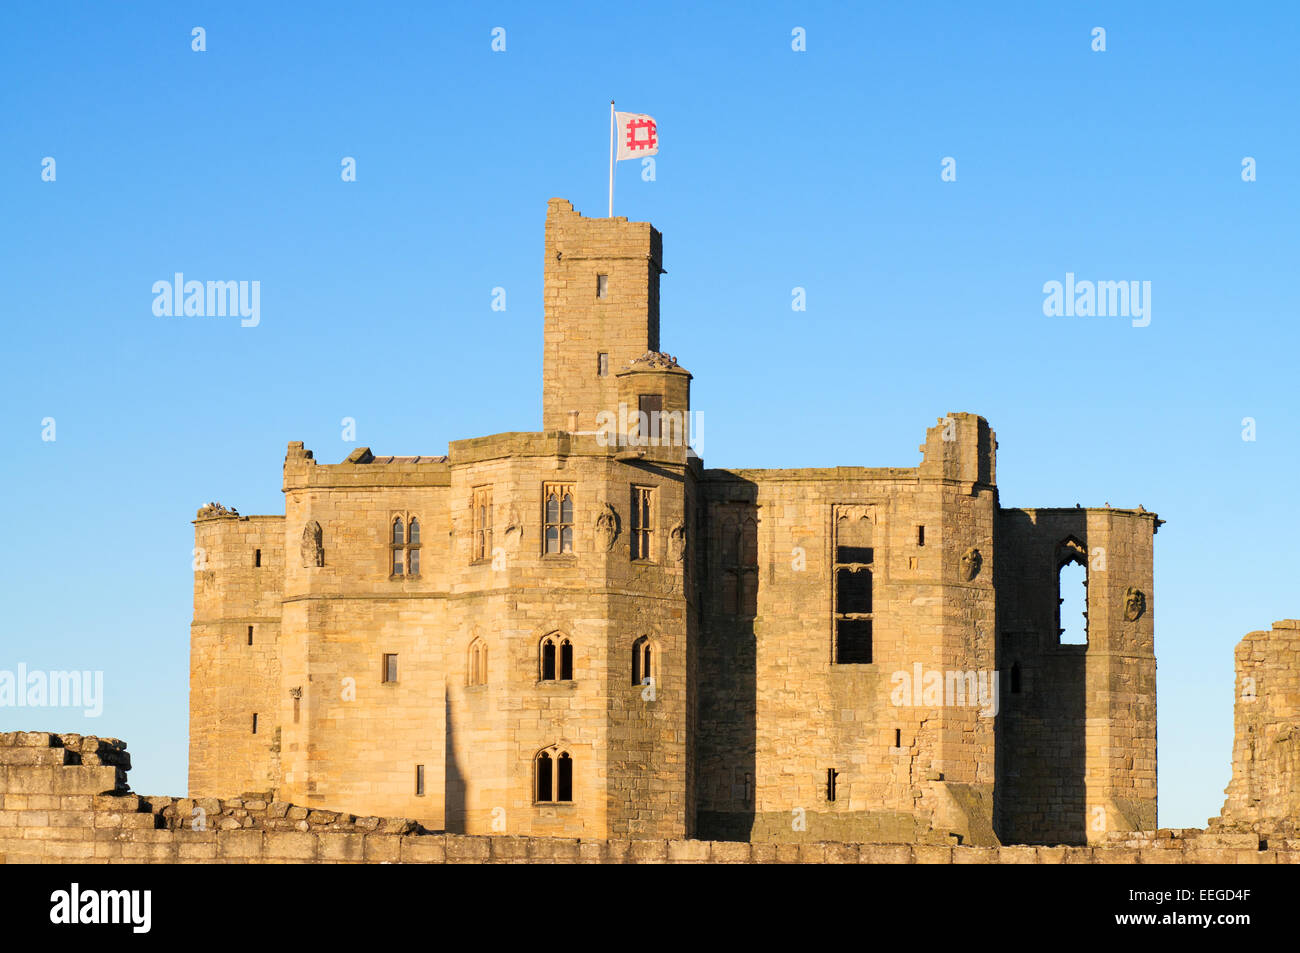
[[543, 483, 575, 554], [247, 625, 254, 646], [597, 352, 609, 377], [917, 526, 925, 546], [251, 713, 258, 735], [826, 768, 838, 802], [293, 697, 301, 724], [596, 274, 608, 298], [415, 764, 425, 797], [631, 486, 654, 560], [638, 394, 662, 442], [254, 549, 261, 567], [391, 516, 420, 576], [383, 654, 398, 683], [472, 487, 493, 562], [834, 520, 874, 664]]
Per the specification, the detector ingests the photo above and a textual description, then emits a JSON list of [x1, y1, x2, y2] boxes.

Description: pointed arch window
[[540, 634, 574, 681], [535, 747, 573, 803], [632, 636, 655, 686], [544, 484, 575, 554], [717, 507, 759, 617], [468, 638, 488, 686]]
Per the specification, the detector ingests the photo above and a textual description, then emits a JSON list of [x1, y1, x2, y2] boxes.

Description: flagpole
[[608, 100, 615, 217]]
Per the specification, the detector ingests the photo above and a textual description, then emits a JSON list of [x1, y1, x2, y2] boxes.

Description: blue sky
[[2, 2, 1296, 828]]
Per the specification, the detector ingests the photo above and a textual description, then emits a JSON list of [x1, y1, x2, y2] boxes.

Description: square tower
[[542, 198, 663, 432]]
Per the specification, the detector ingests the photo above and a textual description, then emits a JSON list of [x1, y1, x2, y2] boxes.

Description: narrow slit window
[[251, 713, 258, 735], [536, 752, 553, 801], [894, 728, 902, 748], [254, 548, 262, 567], [415, 764, 425, 797], [472, 487, 493, 562], [596, 274, 608, 298], [383, 654, 398, 683], [559, 639, 573, 681], [826, 768, 837, 802], [597, 352, 609, 377], [541, 638, 557, 681], [631, 486, 654, 560], [917, 526, 925, 546], [557, 752, 573, 802], [247, 625, 254, 646]]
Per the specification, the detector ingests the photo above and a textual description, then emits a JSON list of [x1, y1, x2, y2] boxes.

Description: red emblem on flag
[[625, 117, 657, 153]]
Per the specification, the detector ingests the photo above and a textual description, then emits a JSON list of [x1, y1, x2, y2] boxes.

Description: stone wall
[[5, 732, 1298, 864], [1216, 620, 1300, 831]]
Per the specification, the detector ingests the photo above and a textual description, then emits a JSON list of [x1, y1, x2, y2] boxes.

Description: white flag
[[615, 112, 658, 161]]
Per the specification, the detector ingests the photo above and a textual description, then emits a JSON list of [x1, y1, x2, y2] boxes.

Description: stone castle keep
[[187, 198, 1163, 848]]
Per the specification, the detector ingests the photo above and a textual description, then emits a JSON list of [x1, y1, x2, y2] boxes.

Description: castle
[[189, 198, 1161, 847]]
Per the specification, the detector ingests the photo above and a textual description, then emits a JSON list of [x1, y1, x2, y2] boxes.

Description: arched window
[[560, 639, 573, 680], [408, 519, 420, 575], [540, 634, 573, 681], [632, 636, 654, 686], [468, 638, 487, 686], [1056, 538, 1088, 645], [535, 748, 573, 803], [535, 751, 553, 801], [544, 484, 575, 554], [541, 637, 557, 680], [556, 752, 573, 802]]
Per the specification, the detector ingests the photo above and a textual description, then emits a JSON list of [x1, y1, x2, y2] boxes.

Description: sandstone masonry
[[188, 198, 1162, 847]]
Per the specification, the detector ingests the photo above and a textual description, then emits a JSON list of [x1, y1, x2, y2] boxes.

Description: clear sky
[[2, 1, 1296, 829]]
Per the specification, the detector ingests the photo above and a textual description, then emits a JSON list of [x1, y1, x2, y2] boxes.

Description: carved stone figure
[[669, 522, 687, 562], [503, 505, 524, 552], [301, 520, 324, 568], [289, 686, 302, 699], [1124, 587, 1146, 622], [961, 547, 982, 581], [595, 503, 620, 552]]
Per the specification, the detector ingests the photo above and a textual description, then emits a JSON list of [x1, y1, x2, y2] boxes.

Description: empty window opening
[[894, 728, 902, 748], [632, 637, 653, 686], [560, 639, 573, 680], [383, 654, 398, 683], [834, 514, 873, 664], [557, 753, 573, 801], [541, 639, 556, 680], [826, 768, 838, 802], [415, 764, 425, 797], [536, 751, 553, 801], [251, 713, 258, 735], [247, 625, 254, 646], [1058, 560, 1088, 644], [596, 274, 608, 298], [1010, 662, 1022, 694], [254, 548, 262, 567], [917, 526, 925, 546], [597, 352, 609, 377]]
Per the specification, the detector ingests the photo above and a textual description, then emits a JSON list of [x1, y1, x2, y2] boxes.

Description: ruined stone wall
[[695, 414, 1000, 846], [189, 512, 283, 799], [4, 734, 1296, 864], [994, 507, 1158, 845], [1218, 620, 1300, 829]]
